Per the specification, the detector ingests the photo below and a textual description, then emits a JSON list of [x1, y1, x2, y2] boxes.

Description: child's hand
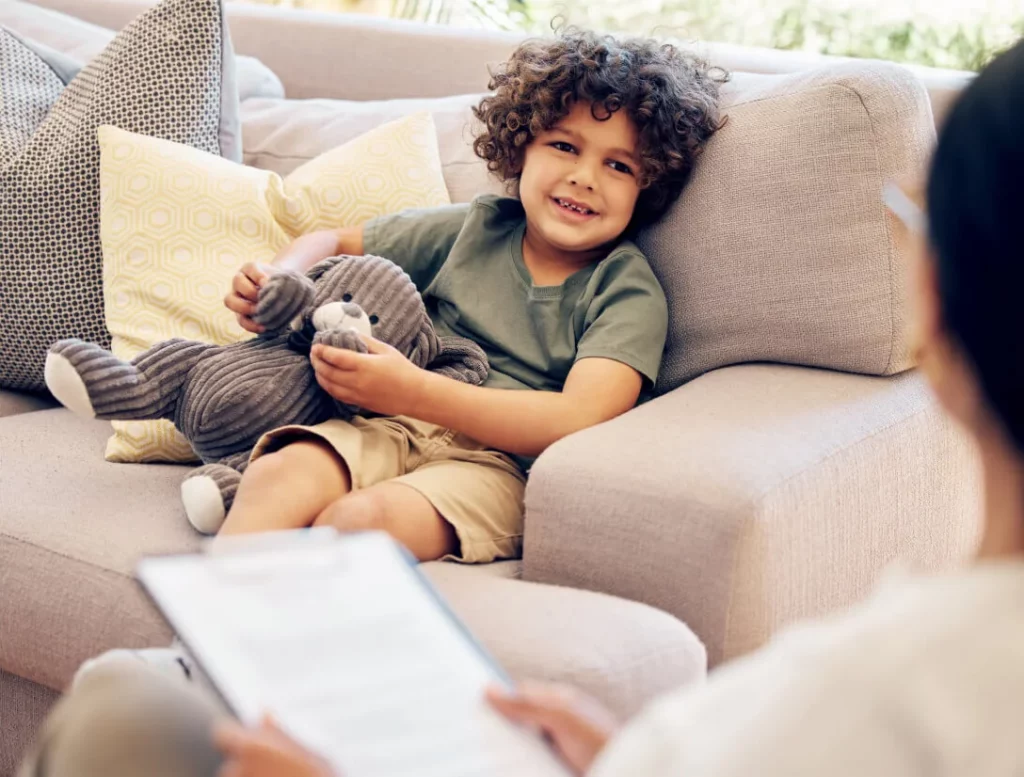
[[486, 683, 619, 776], [225, 262, 275, 334], [214, 715, 337, 777], [311, 337, 427, 417]]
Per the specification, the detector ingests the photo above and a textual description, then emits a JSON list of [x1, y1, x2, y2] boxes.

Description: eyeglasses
[[883, 182, 927, 236]]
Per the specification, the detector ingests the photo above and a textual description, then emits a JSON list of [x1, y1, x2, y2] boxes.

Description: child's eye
[[608, 160, 634, 176], [550, 141, 576, 154]]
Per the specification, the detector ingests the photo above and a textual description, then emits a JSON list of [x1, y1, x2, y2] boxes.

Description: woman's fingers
[[487, 685, 574, 731]]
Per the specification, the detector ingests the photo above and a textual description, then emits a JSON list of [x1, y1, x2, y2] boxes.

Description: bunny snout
[[312, 301, 373, 337]]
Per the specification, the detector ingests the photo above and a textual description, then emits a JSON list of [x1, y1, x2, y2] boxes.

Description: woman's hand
[[487, 683, 619, 776], [311, 338, 428, 417], [214, 715, 337, 777], [225, 262, 276, 334]]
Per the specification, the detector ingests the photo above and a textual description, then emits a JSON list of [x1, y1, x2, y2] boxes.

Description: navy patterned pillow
[[0, 0, 240, 392]]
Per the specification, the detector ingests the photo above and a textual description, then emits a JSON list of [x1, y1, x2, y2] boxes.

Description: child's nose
[[569, 164, 597, 191]]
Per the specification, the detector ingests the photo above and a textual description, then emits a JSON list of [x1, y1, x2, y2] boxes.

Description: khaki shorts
[[250, 416, 526, 563]]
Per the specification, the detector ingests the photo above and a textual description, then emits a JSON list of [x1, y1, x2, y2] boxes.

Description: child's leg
[[312, 482, 458, 561], [218, 438, 351, 536], [313, 453, 525, 563]]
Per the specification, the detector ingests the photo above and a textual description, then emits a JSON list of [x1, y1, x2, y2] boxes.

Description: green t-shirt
[[363, 193, 668, 406]]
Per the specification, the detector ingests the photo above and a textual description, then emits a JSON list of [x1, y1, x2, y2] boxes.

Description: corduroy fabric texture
[[44, 255, 487, 525], [96, 113, 449, 463]]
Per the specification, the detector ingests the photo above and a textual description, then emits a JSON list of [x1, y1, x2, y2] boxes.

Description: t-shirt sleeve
[[575, 253, 669, 387], [361, 202, 471, 290]]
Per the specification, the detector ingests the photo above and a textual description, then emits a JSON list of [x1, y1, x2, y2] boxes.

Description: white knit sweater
[[591, 562, 1024, 777]]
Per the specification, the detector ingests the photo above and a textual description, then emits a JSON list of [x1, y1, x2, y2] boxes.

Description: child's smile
[[519, 101, 641, 266]]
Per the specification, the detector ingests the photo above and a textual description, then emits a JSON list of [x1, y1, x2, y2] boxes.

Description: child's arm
[[312, 340, 643, 458], [226, 227, 363, 333]]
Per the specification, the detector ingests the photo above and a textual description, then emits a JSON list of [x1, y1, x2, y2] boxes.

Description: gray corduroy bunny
[[43, 255, 488, 535]]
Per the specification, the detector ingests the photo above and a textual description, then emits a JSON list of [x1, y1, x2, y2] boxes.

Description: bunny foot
[[44, 340, 99, 419], [181, 463, 243, 535]]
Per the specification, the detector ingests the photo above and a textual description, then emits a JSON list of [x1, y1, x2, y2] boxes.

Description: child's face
[[519, 101, 641, 256]]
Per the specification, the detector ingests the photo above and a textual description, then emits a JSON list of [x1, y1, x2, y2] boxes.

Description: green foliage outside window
[[234, 0, 1024, 72]]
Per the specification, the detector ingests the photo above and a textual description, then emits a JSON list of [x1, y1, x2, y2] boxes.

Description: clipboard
[[136, 529, 572, 777]]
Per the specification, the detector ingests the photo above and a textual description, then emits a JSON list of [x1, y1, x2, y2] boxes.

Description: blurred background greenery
[[231, 0, 1023, 72]]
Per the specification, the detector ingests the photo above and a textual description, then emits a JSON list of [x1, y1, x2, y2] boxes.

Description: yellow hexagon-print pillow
[[98, 112, 450, 463]]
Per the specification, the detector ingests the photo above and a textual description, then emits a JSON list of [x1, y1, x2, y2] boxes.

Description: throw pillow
[[0, 0, 241, 393], [637, 63, 935, 391], [99, 110, 450, 463], [0, 0, 285, 103]]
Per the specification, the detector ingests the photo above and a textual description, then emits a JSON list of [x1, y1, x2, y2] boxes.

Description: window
[[230, 0, 1023, 71]]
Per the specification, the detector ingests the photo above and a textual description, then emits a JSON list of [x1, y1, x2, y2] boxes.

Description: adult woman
[[21, 36, 1024, 777]]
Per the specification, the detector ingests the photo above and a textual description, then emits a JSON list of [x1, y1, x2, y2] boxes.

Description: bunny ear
[[428, 337, 489, 385], [407, 329, 440, 370]]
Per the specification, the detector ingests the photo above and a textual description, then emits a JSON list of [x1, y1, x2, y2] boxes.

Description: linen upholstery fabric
[[523, 364, 981, 666], [0, 389, 58, 418], [638, 63, 936, 391], [0, 0, 285, 103], [98, 113, 449, 463], [0, 0, 238, 393], [0, 410, 704, 718], [240, 94, 502, 204], [0, 670, 59, 777]]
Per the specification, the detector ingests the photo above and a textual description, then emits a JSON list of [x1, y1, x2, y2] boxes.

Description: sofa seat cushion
[[0, 409, 197, 690], [0, 389, 58, 418], [0, 410, 704, 717]]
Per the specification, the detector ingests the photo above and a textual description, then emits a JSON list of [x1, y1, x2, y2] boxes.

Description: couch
[[0, 1, 980, 773]]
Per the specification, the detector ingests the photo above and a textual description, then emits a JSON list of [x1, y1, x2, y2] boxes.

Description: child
[[220, 28, 726, 563]]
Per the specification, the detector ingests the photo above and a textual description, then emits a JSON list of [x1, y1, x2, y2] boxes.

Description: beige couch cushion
[[0, 410, 703, 717], [0, 390, 58, 418], [523, 364, 980, 666], [241, 94, 501, 204], [640, 63, 935, 390]]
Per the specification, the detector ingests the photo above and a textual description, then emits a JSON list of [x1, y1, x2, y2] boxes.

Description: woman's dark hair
[[927, 37, 1024, 453], [472, 28, 728, 229]]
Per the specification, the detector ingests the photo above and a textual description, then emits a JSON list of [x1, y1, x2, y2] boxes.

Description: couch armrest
[[523, 364, 980, 666]]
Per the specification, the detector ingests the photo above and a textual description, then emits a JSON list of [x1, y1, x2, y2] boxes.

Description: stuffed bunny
[[44, 255, 488, 534]]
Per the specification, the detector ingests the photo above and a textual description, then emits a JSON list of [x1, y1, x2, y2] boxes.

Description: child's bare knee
[[245, 440, 345, 486], [316, 491, 389, 533]]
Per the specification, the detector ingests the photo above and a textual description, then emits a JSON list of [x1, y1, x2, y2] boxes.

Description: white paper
[[137, 531, 571, 777]]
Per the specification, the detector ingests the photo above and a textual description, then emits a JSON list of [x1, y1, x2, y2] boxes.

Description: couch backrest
[[22, 0, 950, 388], [33, 0, 971, 127]]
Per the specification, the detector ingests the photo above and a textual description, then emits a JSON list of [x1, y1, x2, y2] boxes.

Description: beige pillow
[[240, 93, 503, 204], [100, 111, 450, 463], [637, 62, 935, 391]]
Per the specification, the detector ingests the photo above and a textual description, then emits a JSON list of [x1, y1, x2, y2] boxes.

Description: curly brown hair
[[473, 29, 728, 229]]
